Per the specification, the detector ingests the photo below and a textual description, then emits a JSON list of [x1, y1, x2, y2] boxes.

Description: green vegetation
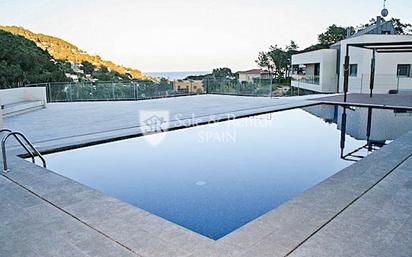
[[78, 61, 133, 81], [256, 41, 298, 79], [0, 25, 143, 81], [0, 30, 69, 88]]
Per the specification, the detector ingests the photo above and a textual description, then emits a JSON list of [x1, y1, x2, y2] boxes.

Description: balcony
[[291, 75, 320, 85]]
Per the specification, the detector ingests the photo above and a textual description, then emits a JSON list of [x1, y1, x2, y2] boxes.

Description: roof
[[238, 69, 267, 75], [332, 17, 396, 47], [350, 20, 395, 38]]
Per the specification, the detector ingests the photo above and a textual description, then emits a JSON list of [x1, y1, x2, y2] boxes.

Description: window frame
[[349, 64, 358, 77], [397, 64, 411, 77]]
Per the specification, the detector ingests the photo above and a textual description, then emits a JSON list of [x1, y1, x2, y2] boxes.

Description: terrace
[[1, 89, 412, 257]]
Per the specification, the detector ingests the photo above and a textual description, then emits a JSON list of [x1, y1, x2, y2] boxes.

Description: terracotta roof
[[238, 69, 266, 75]]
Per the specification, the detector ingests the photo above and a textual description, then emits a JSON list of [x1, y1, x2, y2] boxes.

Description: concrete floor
[[1, 94, 412, 257]]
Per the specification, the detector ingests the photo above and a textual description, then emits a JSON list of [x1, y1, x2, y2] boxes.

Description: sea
[[144, 71, 209, 80]]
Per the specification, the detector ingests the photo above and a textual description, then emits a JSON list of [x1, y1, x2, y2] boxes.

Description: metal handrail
[[0, 129, 35, 163], [1, 131, 46, 173]]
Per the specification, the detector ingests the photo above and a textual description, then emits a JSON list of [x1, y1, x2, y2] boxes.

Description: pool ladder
[[1, 129, 46, 173]]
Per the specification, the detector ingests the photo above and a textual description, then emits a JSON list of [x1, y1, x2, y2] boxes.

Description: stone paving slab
[[0, 175, 138, 257], [288, 157, 412, 257]]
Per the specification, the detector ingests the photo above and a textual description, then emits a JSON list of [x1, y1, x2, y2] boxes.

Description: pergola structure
[[342, 41, 412, 102]]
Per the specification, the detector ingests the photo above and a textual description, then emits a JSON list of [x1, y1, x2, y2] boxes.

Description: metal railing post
[[2, 131, 46, 173], [369, 49, 376, 98], [343, 45, 350, 102]]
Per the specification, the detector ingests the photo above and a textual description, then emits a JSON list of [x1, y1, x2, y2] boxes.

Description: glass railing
[[23, 77, 315, 103], [203, 77, 274, 96], [343, 74, 412, 94], [25, 81, 197, 102], [291, 75, 320, 85]]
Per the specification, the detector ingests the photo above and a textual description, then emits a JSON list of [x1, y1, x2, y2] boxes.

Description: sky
[[0, 0, 411, 72]]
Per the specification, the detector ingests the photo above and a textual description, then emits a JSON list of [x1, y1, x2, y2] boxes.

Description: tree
[[392, 18, 412, 35], [267, 45, 289, 78], [99, 65, 109, 73], [318, 25, 349, 47], [211, 68, 234, 78], [286, 40, 299, 54], [256, 41, 299, 79], [81, 61, 95, 74], [0, 25, 143, 79], [256, 52, 274, 74], [0, 30, 69, 88]]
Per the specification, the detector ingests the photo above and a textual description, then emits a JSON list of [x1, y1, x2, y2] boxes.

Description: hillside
[[0, 29, 69, 88], [0, 25, 143, 79]]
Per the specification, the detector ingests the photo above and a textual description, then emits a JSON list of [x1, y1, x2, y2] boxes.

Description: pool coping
[[2, 102, 412, 256]]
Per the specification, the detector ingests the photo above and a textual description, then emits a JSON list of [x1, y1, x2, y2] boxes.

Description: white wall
[[338, 34, 412, 93], [239, 73, 260, 82], [0, 87, 47, 106], [292, 49, 338, 93], [0, 87, 47, 127]]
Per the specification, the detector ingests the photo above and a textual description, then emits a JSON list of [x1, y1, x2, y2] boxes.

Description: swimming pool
[[42, 104, 412, 240]]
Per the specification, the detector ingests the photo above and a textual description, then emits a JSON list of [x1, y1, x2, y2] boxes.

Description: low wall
[[0, 87, 47, 127], [0, 87, 47, 106]]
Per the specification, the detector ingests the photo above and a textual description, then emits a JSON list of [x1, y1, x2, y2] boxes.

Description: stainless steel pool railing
[[1, 129, 46, 173]]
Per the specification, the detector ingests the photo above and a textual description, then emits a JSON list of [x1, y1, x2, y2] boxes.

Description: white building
[[238, 69, 273, 83], [291, 18, 412, 94]]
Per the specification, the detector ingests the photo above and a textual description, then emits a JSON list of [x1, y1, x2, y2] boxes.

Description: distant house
[[173, 80, 204, 93], [238, 69, 273, 83], [291, 17, 412, 94], [71, 63, 84, 74], [65, 73, 79, 82]]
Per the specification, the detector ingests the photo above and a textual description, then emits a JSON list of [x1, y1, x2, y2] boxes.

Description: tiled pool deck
[[1, 94, 412, 257]]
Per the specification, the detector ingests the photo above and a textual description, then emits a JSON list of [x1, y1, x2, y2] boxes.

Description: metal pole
[[112, 82, 115, 100], [343, 45, 350, 102], [369, 49, 376, 98], [366, 107, 373, 151], [340, 107, 347, 159], [47, 83, 51, 102], [2, 137, 8, 172], [270, 77, 273, 98]]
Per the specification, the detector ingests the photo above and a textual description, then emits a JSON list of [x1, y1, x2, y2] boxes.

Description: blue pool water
[[43, 104, 412, 239]]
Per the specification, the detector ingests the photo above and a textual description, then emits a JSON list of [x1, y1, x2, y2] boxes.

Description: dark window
[[349, 64, 358, 77], [314, 63, 320, 76], [397, 64, 411, 77]]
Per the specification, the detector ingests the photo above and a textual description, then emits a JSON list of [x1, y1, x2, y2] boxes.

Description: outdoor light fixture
[[381, 0, 389, 17]]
